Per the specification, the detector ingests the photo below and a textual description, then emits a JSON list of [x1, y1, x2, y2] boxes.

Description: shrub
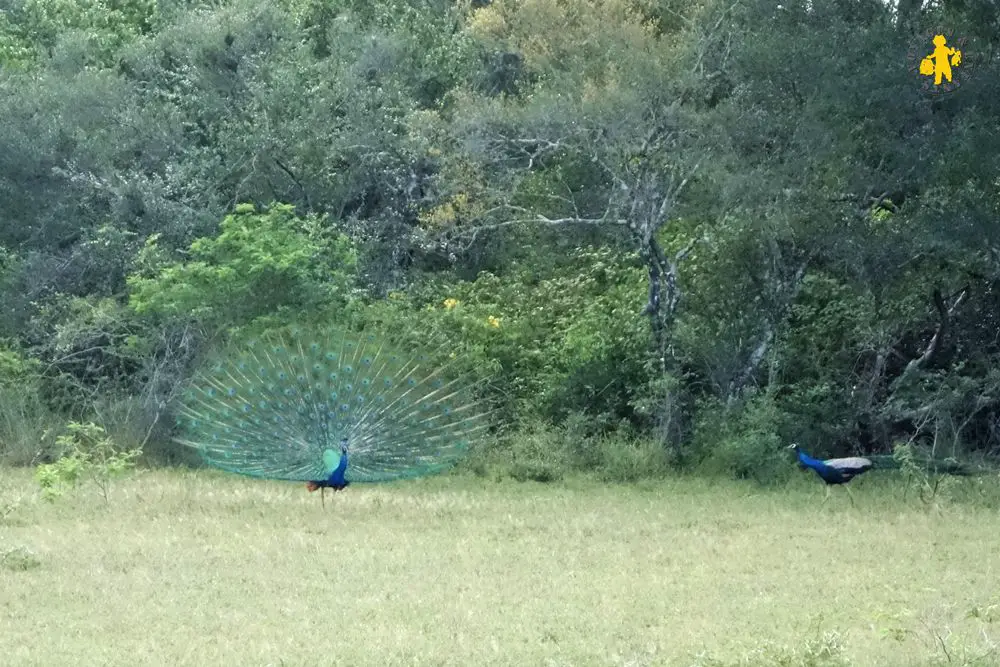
[[128, 203, 358, 333], [694, 393, 792, 485], [594, 429, 671, 483], [359, 246, 651, 430], [0, 345, 60, 465], [35, 422, 142, 503]]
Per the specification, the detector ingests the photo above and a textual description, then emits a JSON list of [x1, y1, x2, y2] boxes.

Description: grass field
[[2, 467, 1000, 667]]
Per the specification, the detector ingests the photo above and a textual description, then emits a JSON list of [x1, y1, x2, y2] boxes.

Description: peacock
[[173, 327, 491, 505], [788, 444, 873, 505]]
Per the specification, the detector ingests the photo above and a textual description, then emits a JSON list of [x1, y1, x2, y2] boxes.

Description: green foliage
[[284, 0, 478, 95], [888, 440, 996, 508], [0, 12, 34, 70], [34, 296, 140, 393], [0, 0, 997, 483], [774, 272, 879, 445], [362, 246, 650, 428], [592, 429, 671, 483], [467, 414, 668, 483], [128, 203, 357, 332], [35, 422, 141, 503], [0, 344, 60, 465], [35, 455, 85, 501], [0, 0, 156, 69], [695, 394, 791, 484], [18, 294, 161, 426], [889, 367, 1000, 458], [673, 217, 792, 395], [465, 0, 668, 90], [500, 424, 569, 483], [0, 342, 41, 388], [0, 386, 60, 466], [894, 441, 950, 506]]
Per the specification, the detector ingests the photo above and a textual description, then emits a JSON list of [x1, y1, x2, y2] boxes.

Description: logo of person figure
[[920, 35, 962, 86]]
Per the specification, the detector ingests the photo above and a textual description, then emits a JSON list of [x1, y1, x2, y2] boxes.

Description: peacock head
[[339, 437, 349, 454], [787, 443, 800, 452]]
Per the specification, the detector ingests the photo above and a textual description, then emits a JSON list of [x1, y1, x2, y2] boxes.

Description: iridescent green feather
[[174, 328, 491, 483]]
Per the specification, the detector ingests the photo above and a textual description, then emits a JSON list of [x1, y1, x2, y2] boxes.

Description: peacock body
[[174, 327, 490, 495], [791, 445, 873, 485], [790, 444, 872, 504]]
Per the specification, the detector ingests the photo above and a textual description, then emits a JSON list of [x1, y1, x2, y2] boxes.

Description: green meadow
[[3, 469, 999, 667]]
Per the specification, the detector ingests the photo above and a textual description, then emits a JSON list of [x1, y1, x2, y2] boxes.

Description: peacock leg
[[844, 484, 856, 506], [822, 486, 831, 504], [321, 486, 326, 509]]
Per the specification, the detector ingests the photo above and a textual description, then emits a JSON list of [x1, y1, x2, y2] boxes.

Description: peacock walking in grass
[[174, 327, 491, 505], [788, 444, 873, 505], [790, 443, 985, 505]]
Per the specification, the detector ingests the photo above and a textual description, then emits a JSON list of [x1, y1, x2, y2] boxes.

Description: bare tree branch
[[726, 259, 809, 401], [902, 285, 969, 377], [273, 157, 313, 214]]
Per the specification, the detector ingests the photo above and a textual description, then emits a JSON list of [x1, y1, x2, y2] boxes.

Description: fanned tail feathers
[[174, 327, 491, 483]]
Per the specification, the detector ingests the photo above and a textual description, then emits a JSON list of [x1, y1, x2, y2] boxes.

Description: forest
[[0, 0, 998, 483]]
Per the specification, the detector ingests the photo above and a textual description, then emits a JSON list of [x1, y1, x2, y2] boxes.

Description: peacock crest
[[174, 327, 491, 486]]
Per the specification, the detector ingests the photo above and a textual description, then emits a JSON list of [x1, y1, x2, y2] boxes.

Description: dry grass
[[2, 467, 1000, 666]]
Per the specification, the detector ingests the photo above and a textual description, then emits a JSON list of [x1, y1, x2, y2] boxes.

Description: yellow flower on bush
[[487, 316, 501, 328], [443, 298, 459, 310]]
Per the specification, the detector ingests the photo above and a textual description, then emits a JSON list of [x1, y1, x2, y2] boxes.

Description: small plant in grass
[[692, 631, 850, 666], [35, 422, 142, 504], [1, 545, 41, 571], [1, 492, 24, 523], [893, 441, 958, 505]]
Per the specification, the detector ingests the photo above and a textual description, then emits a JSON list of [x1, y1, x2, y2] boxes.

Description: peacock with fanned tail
[[174, 327, 491, 504]]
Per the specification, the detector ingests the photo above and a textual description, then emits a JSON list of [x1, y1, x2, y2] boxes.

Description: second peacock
[[174, 327, 491, 503]]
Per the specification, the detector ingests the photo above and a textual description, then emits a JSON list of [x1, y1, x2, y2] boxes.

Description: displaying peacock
[[174, 327, 491, 504]]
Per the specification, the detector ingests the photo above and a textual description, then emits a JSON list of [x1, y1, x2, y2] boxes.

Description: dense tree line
[[0, 0, 997, 480]]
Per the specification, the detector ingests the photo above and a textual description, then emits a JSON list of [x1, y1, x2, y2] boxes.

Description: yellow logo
[[920, 35, 961, 84], [909, 31, 972, 95]]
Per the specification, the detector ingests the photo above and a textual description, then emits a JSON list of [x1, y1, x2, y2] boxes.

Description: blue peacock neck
[[328, 451, 348, 486], [793, 446, 829, 473], [324, 439, 349, 489]]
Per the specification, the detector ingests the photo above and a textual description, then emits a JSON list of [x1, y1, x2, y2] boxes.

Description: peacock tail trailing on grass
[[173, 327, 492, 494], [867, 453, 979, 477]]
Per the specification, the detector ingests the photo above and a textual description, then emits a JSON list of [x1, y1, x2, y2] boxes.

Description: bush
[[359, 246, 651, 430], [466, 415, 670, 484], [128, 203, 358, 333], [35, 422, 142, 503], [0, 387, 61, 466], [694, 394, 792, 485], [92, 395, 193, 466], [0, 345, 60, 465], [594, 430, 671, 483], [462, 422, 569, 483]]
